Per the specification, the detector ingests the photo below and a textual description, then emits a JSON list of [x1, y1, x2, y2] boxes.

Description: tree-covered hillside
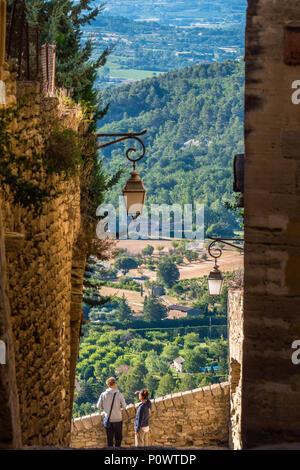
[[98, 61, 244, 237]]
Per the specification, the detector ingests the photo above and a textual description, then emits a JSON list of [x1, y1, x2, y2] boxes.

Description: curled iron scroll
[[126, 134, 146, 169], [96, 130, 147, 170], [208, 240, 223, 264]]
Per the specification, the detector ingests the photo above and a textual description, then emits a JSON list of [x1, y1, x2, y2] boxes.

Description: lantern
[[207, 263, 223, 296], [122, 170, 146, 218]]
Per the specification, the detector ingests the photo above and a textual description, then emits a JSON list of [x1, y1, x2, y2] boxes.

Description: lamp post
[[97, 130, 147, 218], [207, 237, 244, 296]]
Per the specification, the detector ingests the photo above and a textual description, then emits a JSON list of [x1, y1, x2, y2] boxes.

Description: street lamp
[[122, 169, 146, 218], [97, 129, 147, 218], [207, 261, 224, 296], [207, 237, 244, 296]]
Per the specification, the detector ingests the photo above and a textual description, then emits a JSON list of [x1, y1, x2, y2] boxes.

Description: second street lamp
[[207, 237, 244, 296], [207, 261, 224, 296]]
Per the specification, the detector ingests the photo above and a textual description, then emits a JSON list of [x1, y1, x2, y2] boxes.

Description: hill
[[101, 0, 246, 27], [83, 14, 245, 88], [98, 60, 244, 237]]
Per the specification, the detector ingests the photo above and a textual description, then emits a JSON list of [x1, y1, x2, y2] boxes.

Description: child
[[134, 389, 152, 447]]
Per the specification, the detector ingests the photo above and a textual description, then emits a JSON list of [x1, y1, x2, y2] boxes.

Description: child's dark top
[[134, 399, 152, 432]]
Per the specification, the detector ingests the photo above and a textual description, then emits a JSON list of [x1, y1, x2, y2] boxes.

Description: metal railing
[[6, 0, 39, 80]]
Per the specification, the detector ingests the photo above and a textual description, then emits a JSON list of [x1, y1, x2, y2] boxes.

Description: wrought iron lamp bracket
[[207, 237, 244, 266], [96, 129, 147, 170]]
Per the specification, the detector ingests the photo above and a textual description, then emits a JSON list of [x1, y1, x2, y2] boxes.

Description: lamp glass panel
[[124, 192, 145, 216], [208, 278, 223, 296]]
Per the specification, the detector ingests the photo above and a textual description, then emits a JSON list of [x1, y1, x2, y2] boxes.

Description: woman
[[134, 388, 152, 447]]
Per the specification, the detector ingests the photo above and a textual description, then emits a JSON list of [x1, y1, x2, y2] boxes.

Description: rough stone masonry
[[70, 383, 229, 448], [243, 0, 300, 448], [0, 64, 84, 447]]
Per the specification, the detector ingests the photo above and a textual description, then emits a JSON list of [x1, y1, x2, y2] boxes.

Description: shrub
[[45, 128, 82, 176]]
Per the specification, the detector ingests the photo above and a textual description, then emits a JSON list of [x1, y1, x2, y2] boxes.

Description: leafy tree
[[209, 338, 229, 373], [116, 295, 132, 322], [26, 0, 110, 100], [144, 374, 160, 397], [142, 245, 154, 256], [117, 372, 144, 403], [115, 257, 138, 275], [145, 352, 170, 376], [143, 296, 167, 322], [157, 245, 165, 255], [77, 379, 99, 406], [161, 344, 180, 361], [172, 284, 185, 296], [184, 349, 207, 373], [72, 401, 95, 418], [178, 374, 199, 392], [185, 251, 199, 262], [157, 259, 180, 288], [131, 361, 148, 377], [83, 365, 95, 381], [98, 61, 244, 238], [198, 373, 217, 388], [183, 332, 199, 348], [156, 374, 176, 397]]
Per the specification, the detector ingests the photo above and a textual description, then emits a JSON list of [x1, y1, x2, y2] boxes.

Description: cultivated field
[[116, 239, 244, 279], [116, 239, 174, 255], [98, 286, 144, 313], [101, 240, 244, 311]]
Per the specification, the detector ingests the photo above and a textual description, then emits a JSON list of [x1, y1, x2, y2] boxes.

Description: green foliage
[[98, 276, 141, 291], [185, 250, 199, 262], [161, 344, 180, 362], [208, 337, 229, 374], [184, 332, 200, 348], [184, 348, 207, 373], [45, 128, 82, 176], [115, 256, 138, 274], [144, 375, 159, 398], [143, 296, 167, 322], [117, 371, 144, 402], [142, 244, 154, 256], [99, 61, 244, 237], [115, 295, 132, 322], [157, 258, 180, 288], [177, 374, 199, 392], [85, 3, 245, 88], [76, 379, 99, 406], [74, 324, 229, 415], [156, 374, 176, 397], [26, 0, 110, 100]]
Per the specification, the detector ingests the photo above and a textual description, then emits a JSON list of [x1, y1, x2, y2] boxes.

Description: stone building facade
[[0, 65, 85, 447], [71, 383, 229, 449], [242, 0, 300, 448]]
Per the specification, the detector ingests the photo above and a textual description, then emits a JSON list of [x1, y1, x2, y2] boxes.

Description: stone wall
[[0, 65, 84, 446], [70, 383, 229, 448], [243, 0, 300, 447], [228, 288, 243, 450], [0, 208, 22, 449]]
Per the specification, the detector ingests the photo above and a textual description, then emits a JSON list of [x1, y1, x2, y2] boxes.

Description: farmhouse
[[172, 357, 185, 373], [167, 304, 201, 319]]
